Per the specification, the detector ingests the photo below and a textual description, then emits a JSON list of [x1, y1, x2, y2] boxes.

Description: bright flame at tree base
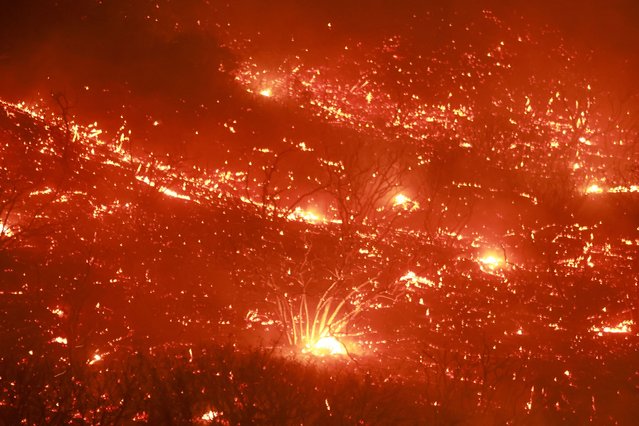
[[304, 336, 347, 356]]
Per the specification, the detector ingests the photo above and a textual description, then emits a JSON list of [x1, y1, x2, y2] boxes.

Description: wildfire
[[132, 412, 149, 422], [52, 336, 68, 345], [0, 222, 14, 238], [392, 193, 419, 210], [0, 0, 637, 419], [480, 256, 501, 267], [585, 183, 604, 194], [306, 336, 347, 356], [286, 207, 321, 223], [399, 271, 437, 288], [478, 252, 505, 273], [88, 353, 103, 365], [591, 319, 634, 336], [159, 187, 191, 201], [50, 307, 65, 317], [201, 410, 222, 421], [608, 185, 639, 193], [365, 92, 373, 103], [393, 193, 409, 205], [583, 183, 639, 194]]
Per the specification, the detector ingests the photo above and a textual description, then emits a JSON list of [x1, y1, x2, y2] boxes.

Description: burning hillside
[[1, 1, 639, 424]]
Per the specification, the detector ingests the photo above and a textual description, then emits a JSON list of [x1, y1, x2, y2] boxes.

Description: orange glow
[[585, 183, 604, 194], [52, 336, 68, 345], [3, 5, 639, 421], [159, 187, 191, 201], [392, 193, 419, 210], [479, 254, 502, 270], [286, 207, 321, 223], [591, 320, 633, 336], [393, 193, 409, 205], [306, 336, 347, 356], [608, 185, 639, 193], [399, 271, 437, 288], [0, 222, 14, 238], [201, 410, 222, 421], [132, 412, 149, 422], [88, 353, 103, 365], [50, 308, 65, 317]]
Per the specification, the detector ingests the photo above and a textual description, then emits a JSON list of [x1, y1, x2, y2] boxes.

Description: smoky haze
[[1, 1, 638, 155]]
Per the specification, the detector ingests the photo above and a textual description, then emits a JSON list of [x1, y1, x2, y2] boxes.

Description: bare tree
[[321, 139, 409, 236], [240, 146, 329, 220], [237, 138, 414, 350]]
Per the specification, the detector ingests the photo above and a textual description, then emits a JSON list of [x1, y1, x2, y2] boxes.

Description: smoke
[[0, 0, 236, 155], [1, 0, 638, 157]]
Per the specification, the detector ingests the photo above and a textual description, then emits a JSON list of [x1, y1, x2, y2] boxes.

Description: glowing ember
[[88, 353, 103, 365], [585, 183, 604, 194], [591, 320, 634, 336], [400, 271, 437, 288], [365, 92, 373, 103], [0, 222, 14, 238], [393, 193, 409, 206], [2, 3, 639, 423], [306, 336, 347, 356], [201, 410, 222, 421], [286, 207, 321, 223], [52, 336, 68, 345], [608, 185, 639, 193], [392, 193, 419, 210], [159, 187, 191, 201], [132, 412, 149, 422], [479, 253, 504, 271], [50, 308, 65, 317]]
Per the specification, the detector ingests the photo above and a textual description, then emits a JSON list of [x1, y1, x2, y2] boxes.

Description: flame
[[392, 193, 419, 210], [50, 307, 65, 317], [591, 319, 633, 336], [52, 336, 68, 345], [201, 410, 222, 421], [608, 185, 639, 193], [393, 193, 409, 205], [479, 254, 502, 269], [259, 88, 273, 97], [306, 336, 347, 356], [585, 183, 604, 194], [159, 187, 191, 201], [132, 412, 149, 422], [88, 353, 103, 365], [0, 222, 14, 238], [399, 271, 437, 288], [286, 207, 321, 223]]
